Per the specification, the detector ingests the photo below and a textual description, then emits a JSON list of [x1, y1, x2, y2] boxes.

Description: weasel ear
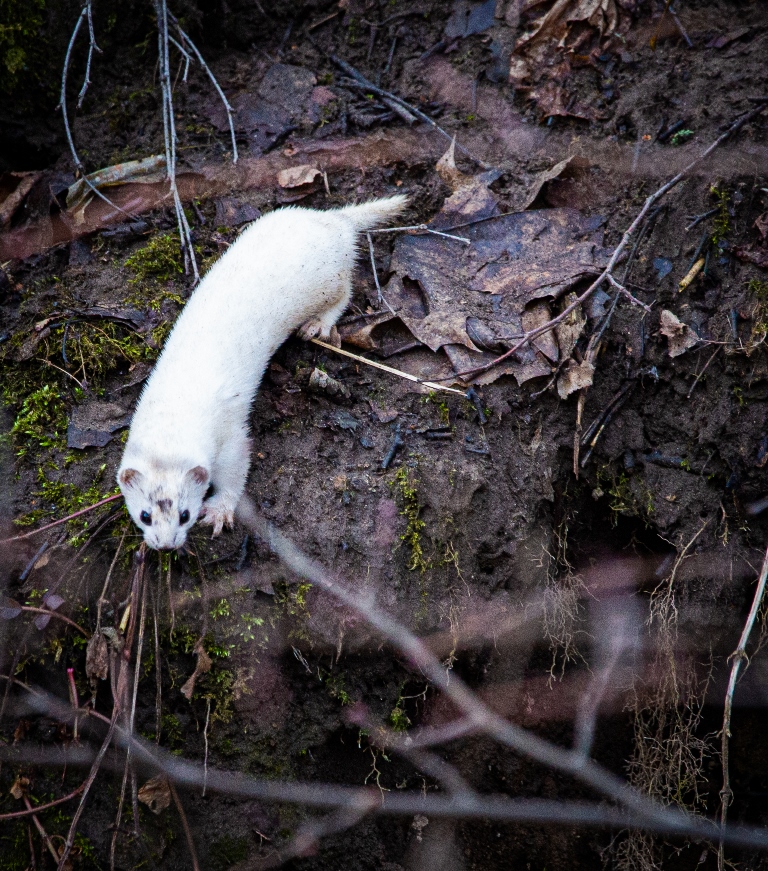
[[119, 468, 143, 489], [186, 466, 210, 487]]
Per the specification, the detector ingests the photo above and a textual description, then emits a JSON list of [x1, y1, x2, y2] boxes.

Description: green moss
[[747, 279, 768, 351], [14, 463, 115, 536], [209, 835, 250, 870], [0, 0, 46, 94], [670, 129, 693, 146], [125, 234, 183, 282], [710, 185, 730, 245], [597, 466, 655, 524], [422, 390, 450, 425], [325, 672, 352, 705], [393, 467, 430, 573], [7, 383, 66, 456]]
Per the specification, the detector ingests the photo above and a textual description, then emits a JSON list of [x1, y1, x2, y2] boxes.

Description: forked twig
[[59, 7, 132, 220], [155, 0, 199, 282], [718, 543, 768, 870], [76, 0, 102, 109]]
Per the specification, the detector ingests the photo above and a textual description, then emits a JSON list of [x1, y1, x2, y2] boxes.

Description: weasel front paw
[[297, 320, 341, 348], [199, 501, 235, 536]]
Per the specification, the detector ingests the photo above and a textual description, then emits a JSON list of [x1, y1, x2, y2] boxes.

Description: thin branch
[[19, 606, 89, 637], [605, 274, 652, 313], [455, 99, 768, 381], [334, 66, 489, 169], [368, 223, 470, 244], [56, 706, 120, 871], [169, 782, 202, 871], [0, 493, 123, 543], [76, 0, 102, 109], [718, 543, 768, 870], [0, 784, 85, 821], [59, 7, 132, 219], [168, 13, 238, 164], [155, 0, 199, 282], [234, 497, 682, 827], [6, 735, 768, 850]]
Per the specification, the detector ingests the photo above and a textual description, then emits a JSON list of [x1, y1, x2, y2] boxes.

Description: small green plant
[[210, 598, 231, 620], [670, 128, 693, 146]]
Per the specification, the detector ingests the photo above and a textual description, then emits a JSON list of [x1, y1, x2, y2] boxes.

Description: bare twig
[[718, 543, 768, 870], [686, 346, 720, 399], [57, 706, 120, 871], [76, 0, 102, 109], [0, 493, 123, 543], [59, 7, 131, 219], [368, 223, 470, 244], [366, 231, 394, 314], [0, 783, 85, 821], [456, 99, 768, 381], [606, 274, 652, 313], [168, 12, 238, 164], [155, 0, 199, 282], [169, 781, 202, 871], [334, 69, 489, 169], [6, 722, 768, 850], [234, 497, 683, 826]]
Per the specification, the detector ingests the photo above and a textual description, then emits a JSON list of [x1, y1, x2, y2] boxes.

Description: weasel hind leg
[[297, 284, 350, 348]]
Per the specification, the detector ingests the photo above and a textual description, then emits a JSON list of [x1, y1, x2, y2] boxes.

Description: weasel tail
[[117, 195, 408, 550], [336, 195, 408, 231]]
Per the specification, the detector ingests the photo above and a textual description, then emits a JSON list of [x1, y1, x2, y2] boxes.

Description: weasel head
[[118, 464, 210, 550]]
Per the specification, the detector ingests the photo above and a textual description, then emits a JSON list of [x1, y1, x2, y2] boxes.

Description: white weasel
[[118, 195, 407, 550]]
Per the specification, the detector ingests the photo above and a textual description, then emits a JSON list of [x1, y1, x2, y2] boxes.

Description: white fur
[[117, 195, 407, 550]]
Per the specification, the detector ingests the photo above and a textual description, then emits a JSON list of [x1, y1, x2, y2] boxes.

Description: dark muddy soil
[[2, 1, 768, 869]]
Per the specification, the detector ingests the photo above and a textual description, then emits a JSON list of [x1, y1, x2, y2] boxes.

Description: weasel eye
[[179, 510, 190, 524], [140, 510, 152, 525]]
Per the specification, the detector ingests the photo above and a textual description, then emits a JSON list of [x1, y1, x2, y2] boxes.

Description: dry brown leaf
[[277, 165, 321, 188], [659, 309, 699, 357], [86, 631, 110, 685], [523, 301, 559, 363], [10, 777, 29, 800], [557, 359, 595, 398], [138, 775, 172, 814], [554, 291, 586, 359], [517, 156, 575, 211], [376, 205, 607, 385], [180, 641, 212, 700]]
